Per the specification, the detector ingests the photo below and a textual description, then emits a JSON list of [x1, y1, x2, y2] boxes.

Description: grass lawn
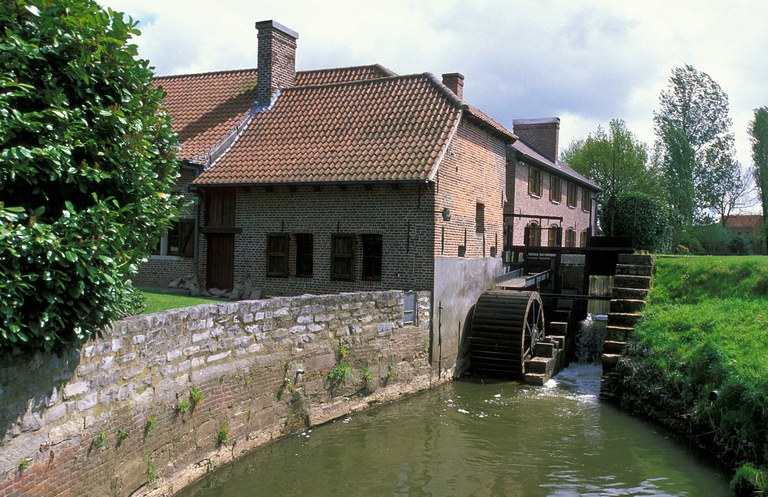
[[626, 255, 768, 494], [139, 290, 221, 314]]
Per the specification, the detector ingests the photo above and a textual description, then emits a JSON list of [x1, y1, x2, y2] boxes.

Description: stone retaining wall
[[0, 290, 436, 497]]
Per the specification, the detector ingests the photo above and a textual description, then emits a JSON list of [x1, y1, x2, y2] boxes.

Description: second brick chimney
[[255, 20, 299, 106], [442, 73, 465, 100], [512, 117, 561, 163]]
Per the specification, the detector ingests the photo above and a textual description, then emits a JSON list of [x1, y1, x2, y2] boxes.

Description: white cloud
[[100, 0, 768, 169]]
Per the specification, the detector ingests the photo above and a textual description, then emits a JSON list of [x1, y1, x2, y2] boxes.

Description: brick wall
[[199, 183, 436, 297], [431, 118, 508, 371], [434, 119, 507, 260], [0, 291, 434, 497], [508, 155, 595, 247]]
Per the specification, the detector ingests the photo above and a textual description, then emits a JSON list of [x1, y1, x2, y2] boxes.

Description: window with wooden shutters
[[266, 234, 289, 277], [331, 235, 354, 281], [565, 228, 576, 247], [528, 166, 542, 197], [475, 203, 485, 233], [361, 234, 382, 281], [550, 175, 561, 203], [295, 234, 313, 278], [581, 187, 591, 211], [526, 222, 541, 247], [580, 230, 587, 247], [152, 219, 194, 257], [567, 183, 577, 208]]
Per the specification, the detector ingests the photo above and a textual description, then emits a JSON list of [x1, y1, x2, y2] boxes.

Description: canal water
[[176, 364, 730, 496]]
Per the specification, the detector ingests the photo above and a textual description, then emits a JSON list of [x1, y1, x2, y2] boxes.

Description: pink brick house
[[132, 20, 598, 372], [506, 118, 600, 251]]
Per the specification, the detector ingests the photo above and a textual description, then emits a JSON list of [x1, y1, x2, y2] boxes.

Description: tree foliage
[[599, 191, 671, 252], [654, 64, 750, 224], [750, 106, 768, 249], [0, 0, 179, 353], [654, 64, 732, 153], [561, 119, 662, 201]]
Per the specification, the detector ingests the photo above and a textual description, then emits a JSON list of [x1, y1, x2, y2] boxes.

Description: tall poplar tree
[[750, 106, 768, 248], [654, 64, 744, 224]]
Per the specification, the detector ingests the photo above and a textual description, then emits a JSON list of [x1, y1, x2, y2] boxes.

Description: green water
[[176, 364, 731, 496]]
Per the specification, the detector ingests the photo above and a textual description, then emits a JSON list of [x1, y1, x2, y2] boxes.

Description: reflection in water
[[176, 365, 730, 497]]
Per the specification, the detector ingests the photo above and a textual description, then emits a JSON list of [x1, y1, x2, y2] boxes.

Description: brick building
[[506, 118, 600, 251], [132, 20, 597, 372]]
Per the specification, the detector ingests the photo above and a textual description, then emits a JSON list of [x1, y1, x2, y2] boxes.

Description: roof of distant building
[[512, 138, 601, 192]]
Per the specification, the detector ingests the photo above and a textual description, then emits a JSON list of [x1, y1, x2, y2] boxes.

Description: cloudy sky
[[100, 0, 768, 172]]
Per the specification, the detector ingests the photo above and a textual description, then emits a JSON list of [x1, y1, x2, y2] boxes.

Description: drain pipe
[[438, 301, 443, 377]]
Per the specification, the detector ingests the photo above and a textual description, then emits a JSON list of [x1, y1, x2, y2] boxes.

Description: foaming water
[[176, 365, 730, 497]]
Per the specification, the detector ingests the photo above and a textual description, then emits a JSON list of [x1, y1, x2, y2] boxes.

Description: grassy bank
[[619, 256, 768, 495], [139, 290, 221, 314]]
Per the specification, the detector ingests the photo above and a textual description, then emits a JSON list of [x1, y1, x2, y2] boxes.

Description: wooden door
[[207, 234, 234, 290]]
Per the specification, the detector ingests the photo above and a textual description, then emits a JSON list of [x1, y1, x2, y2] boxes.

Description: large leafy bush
[[600, 191, 672, 252], [0, 0, 179, 353]]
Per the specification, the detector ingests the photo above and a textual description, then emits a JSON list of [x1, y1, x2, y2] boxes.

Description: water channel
[[176, 364, 731, 496]]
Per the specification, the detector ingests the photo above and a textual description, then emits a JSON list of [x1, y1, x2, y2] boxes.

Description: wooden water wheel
[[468, 290, 546, 378]]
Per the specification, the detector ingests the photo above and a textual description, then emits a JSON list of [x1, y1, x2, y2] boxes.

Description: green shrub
[[599, 191, 671, 252], [0, 0, 180, 353], [731, 463, 768, 496]]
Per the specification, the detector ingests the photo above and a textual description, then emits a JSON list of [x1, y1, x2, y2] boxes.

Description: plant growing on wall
[[328, 364, 351, 389], [190, 386, 204, 409], [360, 364, 374, 390], [217, 423, 230, 447], [144, 417, 158, 437]]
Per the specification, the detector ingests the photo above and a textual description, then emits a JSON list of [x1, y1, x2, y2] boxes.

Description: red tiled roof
[[155, 65, 402, 164], [295, 64, 397, 86], [154, 69, 259, 162], [724, 214, 764, 229], [193, 74, 463, 185]]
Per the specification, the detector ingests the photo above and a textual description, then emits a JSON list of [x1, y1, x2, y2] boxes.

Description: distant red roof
[[193, 74, 465, 185], [724, 214, 764, 229]]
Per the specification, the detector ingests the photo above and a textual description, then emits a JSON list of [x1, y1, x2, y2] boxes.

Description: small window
[[579, 230, 587, 248], [331, 234, 354, 281], [567, 183, 577, 208], [266, 234, 289, 277], [152, 219, 194, 257], [549, 176, 562, 204], [403, 292, 417, 325], [528, 166, 542, 197], [361, 234, 383, 281], [548, 226, 560, 247], [475, 203, 485, 233], [581, 187, 591, 211], [565, 228, 576, 248], [525, 222, 541, 247], [295, 234, 313, 278]]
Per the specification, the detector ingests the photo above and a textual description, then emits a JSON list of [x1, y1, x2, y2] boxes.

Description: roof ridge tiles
[[154, 67, 258, 80]]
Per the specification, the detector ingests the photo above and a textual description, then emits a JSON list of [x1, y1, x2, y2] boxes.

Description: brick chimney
[[255, 20, 299, 106], [512, 117, 561, 163], [442, 73, 464, 100]]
